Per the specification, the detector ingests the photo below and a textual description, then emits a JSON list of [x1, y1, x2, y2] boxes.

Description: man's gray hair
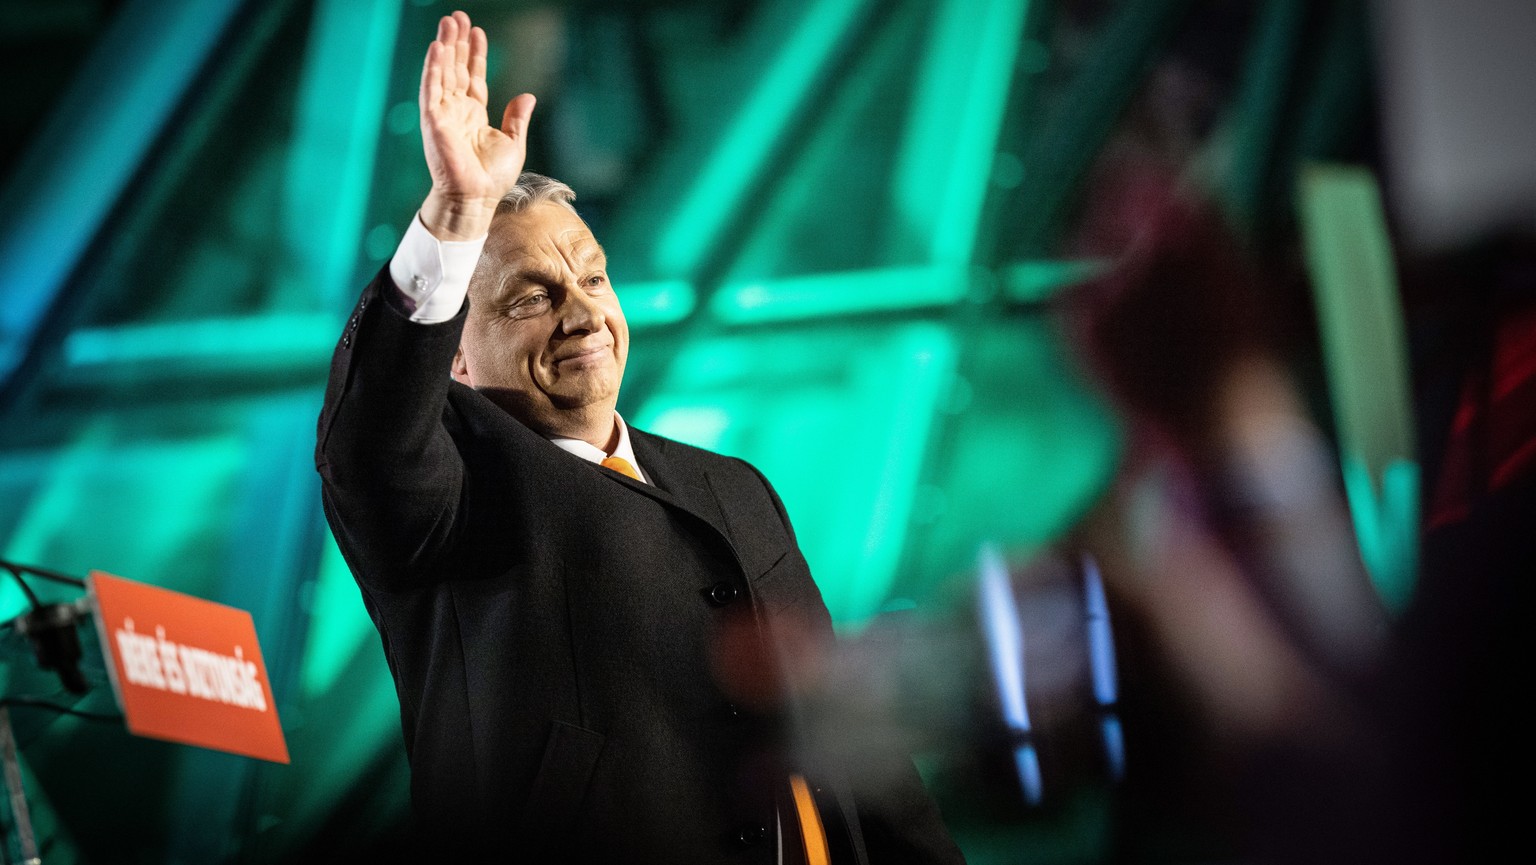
[[497, 171, 577, 215]]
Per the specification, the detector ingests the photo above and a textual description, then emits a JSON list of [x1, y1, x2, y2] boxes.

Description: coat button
[[736, 823, 768, 847], [707, 581, 740, 606]]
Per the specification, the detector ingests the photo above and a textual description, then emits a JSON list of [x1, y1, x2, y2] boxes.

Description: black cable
[[0, 563, 42, 611], [0, 698, 122, 724], [0, 560, 86, 589]]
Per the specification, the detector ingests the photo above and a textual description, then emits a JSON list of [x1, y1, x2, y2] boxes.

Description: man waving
[[316, 11, 964, 863]]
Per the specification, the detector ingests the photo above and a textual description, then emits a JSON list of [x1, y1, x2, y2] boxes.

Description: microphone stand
[[0, 706, 40, 865], [0, 559, 93, 865]]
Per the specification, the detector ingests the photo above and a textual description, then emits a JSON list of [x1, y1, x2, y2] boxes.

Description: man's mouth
[[554, 344, 610, 367]]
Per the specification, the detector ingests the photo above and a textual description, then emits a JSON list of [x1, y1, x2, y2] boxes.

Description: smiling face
[[452, 202, 628, 447]]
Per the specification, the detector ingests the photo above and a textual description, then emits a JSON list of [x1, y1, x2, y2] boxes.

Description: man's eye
[[586, 274, 607, 288], [507, 293, 548, 315]]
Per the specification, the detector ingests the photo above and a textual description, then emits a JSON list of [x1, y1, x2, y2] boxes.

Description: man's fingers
[[452, 11, 472, 95], [468, 26, 489, 105], [432, 15, 457, 98], [500, 93, 537, 142], [421, 14, 528, 205], [435, 13, 459, 96], [421, 41, 443, 114], [426, 12, 492, 108]]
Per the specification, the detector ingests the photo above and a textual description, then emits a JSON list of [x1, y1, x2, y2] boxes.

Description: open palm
[[419, 12, 535, 236]]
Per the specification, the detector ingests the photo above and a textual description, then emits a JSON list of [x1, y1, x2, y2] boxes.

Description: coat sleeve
[[315, 266, 470, 591]]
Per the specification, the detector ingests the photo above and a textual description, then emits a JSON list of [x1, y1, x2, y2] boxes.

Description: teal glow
[[275, 678, 404, 844], [907, 317, 1122, 584], [889, 0, 1030, 264], [1298, 165, 1418, 611], [636, 323, 956, 627], [651, 0, 872, 277], [640, 405, 733, 447], [712, 266, 968, 323], [63, 315, 340, 368], [299, 537, 375, 699], [0, 0, 243, 383], [2, 755, 79, 863], [712, 0, 926, 285], [998, 260, 1106, 304], [1005, 0, 1195, 257], [620, 280, 697, 328], [284, 0, 403, 309], [365, 224, 403, 262], [266, 588, 407, 858], [1342, 457, 1420, 614], [1223, 0, 1305, 228], [0, 424, 247, 614]]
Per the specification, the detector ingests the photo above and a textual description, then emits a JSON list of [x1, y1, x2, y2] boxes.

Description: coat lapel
[[625, 428, 733, 544]]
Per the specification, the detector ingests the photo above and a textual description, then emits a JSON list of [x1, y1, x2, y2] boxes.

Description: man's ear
[[451, 346, 470, 384]]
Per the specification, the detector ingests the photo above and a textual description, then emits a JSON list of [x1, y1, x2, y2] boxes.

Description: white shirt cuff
[[387, 212, 486, 324]]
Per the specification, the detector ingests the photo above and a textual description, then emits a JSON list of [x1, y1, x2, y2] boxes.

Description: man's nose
[[558, 286, 605, 334]]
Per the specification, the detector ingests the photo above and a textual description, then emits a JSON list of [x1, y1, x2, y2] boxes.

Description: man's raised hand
[[418, 11, 536, 242]]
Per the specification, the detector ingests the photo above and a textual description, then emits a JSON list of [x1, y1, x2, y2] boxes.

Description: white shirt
[[388, 211, 484, 325], [387, 212, 648, 483], [548, 415, 651, 485]]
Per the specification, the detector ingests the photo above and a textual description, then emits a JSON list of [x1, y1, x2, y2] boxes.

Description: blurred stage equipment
[[1372, 0, 1536, 249], [0, 560, 288, 863], [4, 562, 91, 697], [974, 547, 1126, 811]]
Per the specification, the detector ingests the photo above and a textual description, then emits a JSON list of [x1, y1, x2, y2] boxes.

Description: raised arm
[[316, 12, 536, 589], [418, 10, 536, 241]]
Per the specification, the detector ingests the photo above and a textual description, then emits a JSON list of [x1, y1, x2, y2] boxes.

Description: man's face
[[452, 202, 628, 439]]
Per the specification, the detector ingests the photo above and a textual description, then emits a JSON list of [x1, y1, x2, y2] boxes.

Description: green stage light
[[63, 315, 340, 369], [285, 0, 403, 310], [0, 0, 244, 384], [636, 323, 956, 627], [712, 266, 968, 323], [997, 260, 1106, 304], [889, 0, 1030, 265], [1298, 164, 1418, 611], [651, 0, 873, 277], [0, 426, 248, 618], [298, 538, 376, 700], [621, 280, 697, 328]]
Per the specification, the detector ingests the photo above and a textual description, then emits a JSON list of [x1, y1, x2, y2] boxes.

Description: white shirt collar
[[547, 413, 648, 484]]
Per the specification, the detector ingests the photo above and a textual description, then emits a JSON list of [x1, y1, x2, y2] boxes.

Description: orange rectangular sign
[[89, 571, 289, 764]]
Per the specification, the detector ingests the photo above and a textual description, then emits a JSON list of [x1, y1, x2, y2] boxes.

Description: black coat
[[316, 271, 964, 863]]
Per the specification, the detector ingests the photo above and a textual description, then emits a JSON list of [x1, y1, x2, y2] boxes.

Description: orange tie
[[601, 456, 641, 480], [790, 774, 831, 865]]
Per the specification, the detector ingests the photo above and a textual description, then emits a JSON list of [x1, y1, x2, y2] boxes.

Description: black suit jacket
[[316, 270, 964, 863]]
